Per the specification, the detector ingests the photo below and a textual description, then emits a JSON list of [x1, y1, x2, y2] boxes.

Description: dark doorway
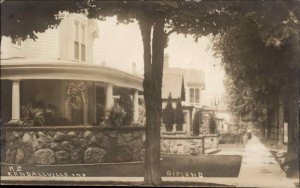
[[96, 86, 106, 125]]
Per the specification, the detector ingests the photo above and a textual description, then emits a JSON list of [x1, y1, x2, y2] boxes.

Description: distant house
[[161, 54, 205, 134], [0, 13, 143, 126]]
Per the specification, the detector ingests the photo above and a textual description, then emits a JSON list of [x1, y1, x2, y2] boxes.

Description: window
[[190, 88, 194, 103], [81, 25, 85, 43], [81, 44, 86, 61], [74, 42, 79, 60], [81, 25, 86, 61], [74, 22, 79, 60], [12, 38, 22, 47], [195, 88, 200, 103], [189, 88, 200, 105], [74, 22, 86, 62]]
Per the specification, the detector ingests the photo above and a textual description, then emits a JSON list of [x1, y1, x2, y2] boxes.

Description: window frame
[[73, 21, 86, 62], [74, 21, 80, 60], [189, 87, 200, 105], [11, 38, 23, 49]]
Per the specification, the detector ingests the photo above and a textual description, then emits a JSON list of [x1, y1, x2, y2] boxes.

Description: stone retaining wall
[[161, 135, 219, 155], [4, 127, 145, 165]]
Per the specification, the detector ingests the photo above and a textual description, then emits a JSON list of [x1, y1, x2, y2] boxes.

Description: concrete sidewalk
[[236, 135, 298, 188]]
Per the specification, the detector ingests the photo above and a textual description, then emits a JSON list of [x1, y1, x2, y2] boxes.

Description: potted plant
[[20, 103, 45, 126]]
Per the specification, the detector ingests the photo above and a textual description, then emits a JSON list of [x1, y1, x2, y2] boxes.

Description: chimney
[[132, 62, 137, 75], [101, 61, 106, 66], [164, 54, 169, 70]]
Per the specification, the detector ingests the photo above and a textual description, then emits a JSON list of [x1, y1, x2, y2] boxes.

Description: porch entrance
[[95, 86, 106, 124]]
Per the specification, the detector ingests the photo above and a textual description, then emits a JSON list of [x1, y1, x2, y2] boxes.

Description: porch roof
[[0, 58, 143, 90]]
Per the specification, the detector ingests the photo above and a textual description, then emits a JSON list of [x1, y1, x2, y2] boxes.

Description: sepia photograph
[[0, 0, 299, 187]]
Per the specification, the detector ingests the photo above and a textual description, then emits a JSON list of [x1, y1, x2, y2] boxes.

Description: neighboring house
[[0, 13, 143, 126], [161, 54, 205, 135]]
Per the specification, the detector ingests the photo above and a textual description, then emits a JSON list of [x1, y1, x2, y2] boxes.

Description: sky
[[93, 17, 225, 106]]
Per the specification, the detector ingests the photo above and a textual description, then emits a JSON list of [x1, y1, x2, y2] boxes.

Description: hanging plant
[[64, 81, 87, 110]]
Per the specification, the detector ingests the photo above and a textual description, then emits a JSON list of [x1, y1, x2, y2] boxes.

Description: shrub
[[192, 110, 202, 136], [175, 98, 184, 131], [209, 113, 217, 134], [162, 93, 175, 132]]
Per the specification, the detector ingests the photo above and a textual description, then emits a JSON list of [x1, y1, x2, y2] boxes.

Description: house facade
[[1, 13, 143, 126], [0, 13, 146, 166], [161, 54, 205, 135]]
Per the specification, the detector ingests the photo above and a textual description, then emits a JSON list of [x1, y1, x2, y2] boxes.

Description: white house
[[161, 54, 205, 134], [0, 13, 143, 126]]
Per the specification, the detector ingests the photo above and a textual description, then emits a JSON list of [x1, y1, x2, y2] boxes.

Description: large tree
[[213, 1, 300, 153], [2, 0, 299, 185], [2, 1, 227, 184], [86, 1, 232, 184]]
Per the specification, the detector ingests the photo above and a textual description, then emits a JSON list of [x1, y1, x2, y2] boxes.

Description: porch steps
[[205, 148, 221, 155]]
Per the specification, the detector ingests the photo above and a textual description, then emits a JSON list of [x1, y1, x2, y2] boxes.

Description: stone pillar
[[133, 89, 139, 123], [105, 84, 113, 109], [11, 80, 21, 121]]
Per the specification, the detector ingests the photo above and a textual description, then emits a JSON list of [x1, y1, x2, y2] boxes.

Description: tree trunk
[[287, 68, 299, 154], [139, 16, 166, 185], [278, 104, 284, 145], [266, 108, 273, 139], [262, 119, 266, 137]]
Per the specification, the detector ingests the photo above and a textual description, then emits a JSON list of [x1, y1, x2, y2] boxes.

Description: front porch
[[0, 60, 144, 165]]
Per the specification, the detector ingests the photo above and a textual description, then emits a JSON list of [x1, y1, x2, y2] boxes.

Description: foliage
[[3, 0, 299, 184], [212, 5, 300, 128], [107, 103, 126, 127], [162, 93, 175, 132], [64, 81, 87, 110], [20, 103, 44, 126], [119, 90, 134, 125], [180, 77, 186, 101], [174, 98, 184, 131], [1, 0, 87, 41], [192, 110, 202, 136], [208, 113, 217, 134]]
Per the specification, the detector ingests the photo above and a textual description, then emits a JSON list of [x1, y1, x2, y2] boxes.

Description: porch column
[[105, 84, 113, 109], [133, 89, 139, 123], [11, 80, 20, 121]]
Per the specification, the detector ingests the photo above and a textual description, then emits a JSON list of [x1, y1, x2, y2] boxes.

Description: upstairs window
[[74, 21, 86, 62], [190, 88, 200, 105], [12, 38, 22, 47], [74, 22, 80, 60], [81, 25, 86, 62]]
